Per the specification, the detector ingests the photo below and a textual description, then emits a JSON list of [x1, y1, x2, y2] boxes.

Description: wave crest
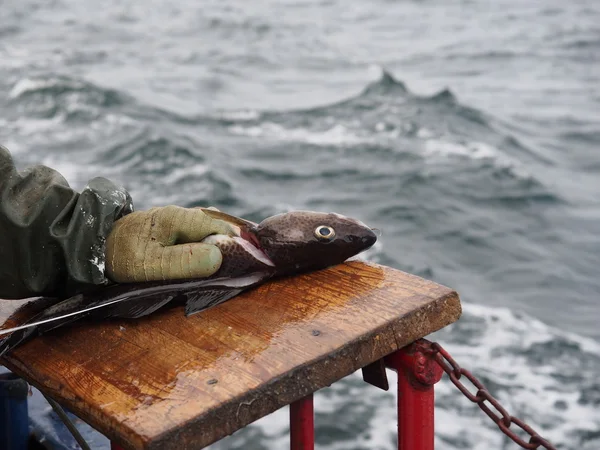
[[8, 75, 127, 122], [10, 75, 125, 106]]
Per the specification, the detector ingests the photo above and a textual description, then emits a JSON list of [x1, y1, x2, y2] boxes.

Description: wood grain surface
[[0, 261, 461, 449]]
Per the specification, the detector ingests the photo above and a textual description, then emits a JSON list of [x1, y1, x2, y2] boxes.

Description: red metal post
[[289, 394, 314, 450], [385, 339, 444, 450]]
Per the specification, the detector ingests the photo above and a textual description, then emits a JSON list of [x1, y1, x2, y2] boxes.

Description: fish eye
[[314, 225, 335, 241]]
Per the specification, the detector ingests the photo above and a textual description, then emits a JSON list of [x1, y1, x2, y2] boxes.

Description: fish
[[0, 208, 377, 356]]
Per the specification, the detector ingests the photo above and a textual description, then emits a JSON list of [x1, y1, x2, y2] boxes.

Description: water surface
[[1, 1, 599, 448]]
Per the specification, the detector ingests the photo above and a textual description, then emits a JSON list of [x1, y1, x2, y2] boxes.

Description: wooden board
[[0, 261, 461, 449]]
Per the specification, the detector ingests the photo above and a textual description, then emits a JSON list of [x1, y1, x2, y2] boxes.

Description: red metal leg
[[290, 394, 314, 450], [385, 339, 443, 450], [111, 442, 125, 450]]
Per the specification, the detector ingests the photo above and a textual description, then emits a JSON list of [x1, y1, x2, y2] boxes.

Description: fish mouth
[[361, 229, 377, 249]]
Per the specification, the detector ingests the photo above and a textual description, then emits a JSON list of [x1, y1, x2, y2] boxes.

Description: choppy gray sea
[[1, 0, 599, 449]]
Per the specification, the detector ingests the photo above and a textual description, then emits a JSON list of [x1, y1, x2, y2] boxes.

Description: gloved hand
[[105, 205, 235, 283]]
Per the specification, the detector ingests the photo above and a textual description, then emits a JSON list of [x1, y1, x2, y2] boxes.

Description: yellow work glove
[[105, 205, 235, 283]]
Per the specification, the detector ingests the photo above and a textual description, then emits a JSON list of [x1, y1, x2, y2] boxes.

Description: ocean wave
[[423, 139, 500, 160], [214, 109, 262, 122], [559, 130, 600, 145], [4, 74, 140, 137], [440, 50, 534, 62], [229, 122, 366, 146], [98, 129, 203, 173], [420, 138, 535, 181], [9, 75, 126, 108], [281, 67, 481, 129], [359, 67, 408, 96], [221, 68, 526, 174], [427, 88, 457, 104], [432, 303, 600, 449], [238, 166, 363, 182], [227, 118, 535, 185]]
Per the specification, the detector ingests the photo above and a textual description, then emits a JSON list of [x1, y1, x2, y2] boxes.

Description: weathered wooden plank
[[0, 261, 461, 450]]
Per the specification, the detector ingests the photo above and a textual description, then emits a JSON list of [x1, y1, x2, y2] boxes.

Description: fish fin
[[199, 208, 258, 229], [0, 294, 93, 357], [183, 272, 271, 316], [0, 289, 135, 356], [0, 278, 230, 339], [0, 284, 181, 356], [105, 294, 177, 319], [0, 292, 130, 338], [0, 273, 271, 356], [0, 292, 182, 357], [184, 287, 246, 316]]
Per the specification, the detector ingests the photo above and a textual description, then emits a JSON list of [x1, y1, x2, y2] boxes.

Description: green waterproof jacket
[[0, 145, 133, 299]]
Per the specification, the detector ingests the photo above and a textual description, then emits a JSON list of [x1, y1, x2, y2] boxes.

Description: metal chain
[[429, 342, 557, 450]]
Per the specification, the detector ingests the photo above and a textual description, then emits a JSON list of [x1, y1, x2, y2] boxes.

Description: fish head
[[253, 211, 377, 274]]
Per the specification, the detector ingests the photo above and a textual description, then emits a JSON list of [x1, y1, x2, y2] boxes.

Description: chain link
[[429, 342, 557, 450]]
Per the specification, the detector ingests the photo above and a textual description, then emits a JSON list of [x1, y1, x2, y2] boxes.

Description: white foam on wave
[[228, 122, 365, 146], [416, 126, 435, 139], [8, 77, 83, 99], [217, 110, 261, 121], [9, 78, 52, 98], [159, 164, 208, 184], [424, 139, 500, 160], [423, 138, 534, 180], [430, 302, 600, 449]]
